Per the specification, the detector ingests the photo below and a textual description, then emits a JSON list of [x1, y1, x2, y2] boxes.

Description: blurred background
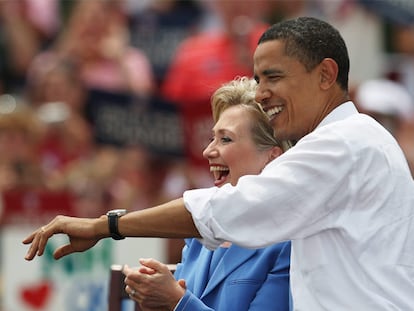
[[0, 0, 413, 310]]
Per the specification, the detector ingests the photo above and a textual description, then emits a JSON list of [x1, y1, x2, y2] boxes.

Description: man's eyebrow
[[262, 68, 282, 76], [255, 68, 282, 77]]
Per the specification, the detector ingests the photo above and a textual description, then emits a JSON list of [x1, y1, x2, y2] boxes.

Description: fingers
[[137, 258, 161, 275], [37, 226, 52, 256], [22, 232, 35, 245], [24, 242, 38, 261], [138, 265, 156, 275], [123, 266, 185, 310], [23, 216, 63, 260], [24, 226, 50, 261], [125, 285, 140, 304], [122, 264, 131, 276], [23, 232, 38, 261], [123, 263, 155, 278], [139, 258, 168, 273], [124, 268, 146, 285], [126, 285, 136, 298]]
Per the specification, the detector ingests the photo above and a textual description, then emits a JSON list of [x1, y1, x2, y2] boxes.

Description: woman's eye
[[221, 137, 232, 143]]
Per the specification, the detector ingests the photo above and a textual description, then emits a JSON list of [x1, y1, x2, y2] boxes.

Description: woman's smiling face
[[203, 105, 279, 187]]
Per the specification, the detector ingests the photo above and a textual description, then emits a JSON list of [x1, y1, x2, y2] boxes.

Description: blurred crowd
[[0, 0, 413, 261]]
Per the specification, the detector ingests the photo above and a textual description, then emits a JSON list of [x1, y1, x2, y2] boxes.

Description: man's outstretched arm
[[23, 198, 200, 260]]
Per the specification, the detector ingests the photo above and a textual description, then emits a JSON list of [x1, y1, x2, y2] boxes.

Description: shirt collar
[[316, 101, 358, 129]]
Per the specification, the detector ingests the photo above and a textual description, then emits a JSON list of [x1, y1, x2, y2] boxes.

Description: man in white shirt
[[24, 17, 414, 310]]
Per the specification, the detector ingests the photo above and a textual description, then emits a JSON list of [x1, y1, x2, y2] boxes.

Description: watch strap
[[108, 213, 125, 240]]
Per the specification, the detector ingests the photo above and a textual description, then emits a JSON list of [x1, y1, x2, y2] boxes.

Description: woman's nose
[[202, 141, 218, 159]]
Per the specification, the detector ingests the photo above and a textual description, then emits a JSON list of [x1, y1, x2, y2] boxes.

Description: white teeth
[[266, 106, 283, 118], [210, 166, 229, 172]]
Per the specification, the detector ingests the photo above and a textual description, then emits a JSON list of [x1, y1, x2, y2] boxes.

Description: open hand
[[22, 215, 106, 260]]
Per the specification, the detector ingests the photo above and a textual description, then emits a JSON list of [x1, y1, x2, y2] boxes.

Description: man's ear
[[319, 58, 338, 90]]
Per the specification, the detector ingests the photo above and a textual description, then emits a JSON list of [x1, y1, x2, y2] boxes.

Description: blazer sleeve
[[174, 290, 214, 311]]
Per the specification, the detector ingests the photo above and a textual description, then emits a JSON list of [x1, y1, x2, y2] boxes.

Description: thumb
[[178, 279, 187, 290], [53, 244, 74, 260]]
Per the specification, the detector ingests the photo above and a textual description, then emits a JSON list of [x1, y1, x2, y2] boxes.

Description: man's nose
[[255, 86, 270, 106]]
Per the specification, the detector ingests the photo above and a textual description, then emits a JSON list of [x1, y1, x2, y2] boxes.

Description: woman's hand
[[123, 258, 186, 311]]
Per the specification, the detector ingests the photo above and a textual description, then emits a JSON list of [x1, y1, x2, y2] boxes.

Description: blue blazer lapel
[[190, 249, 214, 297], [201, 245, 257, 298]]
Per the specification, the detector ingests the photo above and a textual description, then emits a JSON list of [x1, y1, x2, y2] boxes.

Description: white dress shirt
[[183, 102, 414, 310]]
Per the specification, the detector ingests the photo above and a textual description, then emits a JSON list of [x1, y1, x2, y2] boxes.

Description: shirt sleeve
[[183, 123, 358, 249], [183, 187, 225, 250]]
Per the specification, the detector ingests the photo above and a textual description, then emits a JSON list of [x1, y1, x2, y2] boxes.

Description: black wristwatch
[[106, 209, 127, 240]]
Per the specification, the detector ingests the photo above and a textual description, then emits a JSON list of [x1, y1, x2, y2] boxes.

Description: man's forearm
[[114, 198, 201, 239]]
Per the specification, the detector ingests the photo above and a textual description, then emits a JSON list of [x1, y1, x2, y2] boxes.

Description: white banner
[[1, 226, 166, 311]]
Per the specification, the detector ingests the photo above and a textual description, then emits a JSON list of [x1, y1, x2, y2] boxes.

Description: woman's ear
[[268, 146, 283, 162]]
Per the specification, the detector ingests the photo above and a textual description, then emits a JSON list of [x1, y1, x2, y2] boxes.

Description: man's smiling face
[[254, 40, 325, 141]]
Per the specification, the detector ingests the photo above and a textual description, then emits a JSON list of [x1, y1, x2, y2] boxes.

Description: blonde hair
[[211, 76, 292, 151]]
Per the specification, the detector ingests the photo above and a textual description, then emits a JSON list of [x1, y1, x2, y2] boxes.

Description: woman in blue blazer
[[123, 77, 291, 311], [174, 238, 290, 310]]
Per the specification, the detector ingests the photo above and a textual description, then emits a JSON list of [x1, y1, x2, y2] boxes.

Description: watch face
[[107, 209, 127, 216]]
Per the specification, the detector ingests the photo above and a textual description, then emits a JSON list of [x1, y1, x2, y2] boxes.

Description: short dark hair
[[258, 17, 349, 91]]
